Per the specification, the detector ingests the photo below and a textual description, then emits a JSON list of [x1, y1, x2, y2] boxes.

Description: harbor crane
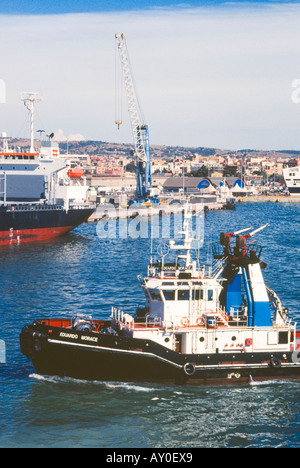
[[115, 33, 152, 200]]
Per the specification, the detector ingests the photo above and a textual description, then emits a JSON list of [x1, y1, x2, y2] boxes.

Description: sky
[[1, 1, 300, 151]]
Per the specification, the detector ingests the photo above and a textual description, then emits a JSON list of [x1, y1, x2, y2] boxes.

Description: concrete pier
[[236, 196, 300, 203]]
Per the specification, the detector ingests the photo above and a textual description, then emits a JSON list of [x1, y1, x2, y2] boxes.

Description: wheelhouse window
[[178, 290, 189, 301], [148, 289, 162, 301], [192, 289, 204, 301], [208, 290, 214, 301], [163, 290, 175, 301]]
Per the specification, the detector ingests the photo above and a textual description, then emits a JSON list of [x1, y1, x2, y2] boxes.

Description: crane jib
[[115, 33, 152, 199]]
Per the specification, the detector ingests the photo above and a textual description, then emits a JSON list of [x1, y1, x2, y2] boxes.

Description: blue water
[[0, 202, 299, 448]]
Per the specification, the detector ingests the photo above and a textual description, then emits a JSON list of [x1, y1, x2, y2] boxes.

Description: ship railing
[[134, 316, 163, 329], [228, 306, 248, 326], [111, 307, 162, 330], [68, 202, 93, 210], [212, 242, 264, 260], [211, 256, 228, 279], [5, 204, 65, 211], [266, 285, 288, 324], [111, 307, 125, 323]]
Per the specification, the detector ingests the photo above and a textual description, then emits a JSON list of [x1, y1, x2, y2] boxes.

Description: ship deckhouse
[[283, 165, 300, 196], [142, 276, 223, 329], [111, 203, 296, 357], [140, 205, 224, 330]]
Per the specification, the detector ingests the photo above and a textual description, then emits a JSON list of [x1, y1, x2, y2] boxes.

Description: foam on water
[[30, 373, 160, 393]]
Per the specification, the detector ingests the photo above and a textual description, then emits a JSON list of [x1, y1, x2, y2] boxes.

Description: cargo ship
[[0, 93, 94, 245], [20, 203, 300, 385]]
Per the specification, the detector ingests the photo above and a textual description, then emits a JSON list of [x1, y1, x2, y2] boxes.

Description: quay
[[237, 195, 300, 203], [89, 203, 199, 222], [88, 199, 231, 222]]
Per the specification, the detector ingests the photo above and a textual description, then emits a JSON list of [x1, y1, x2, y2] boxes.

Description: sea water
[[0, 202, 299, 448]]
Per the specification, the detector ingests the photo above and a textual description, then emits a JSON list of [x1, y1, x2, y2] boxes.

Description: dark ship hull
[[20, 320, 300, 385], [0, 204, 94, 245], [288, 187, 300, 195]]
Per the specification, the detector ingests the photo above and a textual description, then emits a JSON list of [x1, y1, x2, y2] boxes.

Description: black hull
[[288, 187, 300, 195], [0, 204, 94, 244], [0, 204, 94, 231], [20, 323, 300, 385]]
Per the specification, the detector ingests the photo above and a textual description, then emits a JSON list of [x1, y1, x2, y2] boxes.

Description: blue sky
[[1, 1, 300, 150], [2, 1, 300, 15]]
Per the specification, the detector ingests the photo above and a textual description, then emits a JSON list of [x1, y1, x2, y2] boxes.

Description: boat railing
[[68, 202, 94, 210], [266, 285, 288, 324], [111, 307, 162, 330], [2, 203, 65, 212], [212, 242, 264, 261], [211, 256, 228, 279], [228, 306, 248, 326]]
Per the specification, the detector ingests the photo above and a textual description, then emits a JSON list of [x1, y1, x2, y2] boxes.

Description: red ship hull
[[0, 204, 94, 245], [0, 226, 75, 245]]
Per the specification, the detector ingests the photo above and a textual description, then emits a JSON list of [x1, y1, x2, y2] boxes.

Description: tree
[[223, 165, 238, 177], [125, 162, 136, 173], [191, 165, 209, 178]]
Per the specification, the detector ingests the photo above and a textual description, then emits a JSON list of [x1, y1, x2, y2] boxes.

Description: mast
[[169, 202, 194, 268], [21, 92, 42, 153]]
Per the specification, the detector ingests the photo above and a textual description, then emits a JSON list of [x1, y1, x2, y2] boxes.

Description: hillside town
[[4, 137, 300, 199]]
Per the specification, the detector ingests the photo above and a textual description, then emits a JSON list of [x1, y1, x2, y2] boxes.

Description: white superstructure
[[111, 203, 295, 359], [283, 165, 300, 196], [0, 94, 89, 209]]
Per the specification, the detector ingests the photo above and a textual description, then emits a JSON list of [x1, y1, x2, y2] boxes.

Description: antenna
[[37, 129, 45, 140], [21, 92, 42, 153]]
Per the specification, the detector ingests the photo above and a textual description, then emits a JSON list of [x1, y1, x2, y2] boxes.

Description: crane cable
[[115, 40, 123, 129]]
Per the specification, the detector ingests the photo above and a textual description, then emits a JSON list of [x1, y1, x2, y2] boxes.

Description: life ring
[[184, 362, 196, 376], [181, 317, 190, 327], [269, 357, 281, 369], [196, 317, 205, 326]]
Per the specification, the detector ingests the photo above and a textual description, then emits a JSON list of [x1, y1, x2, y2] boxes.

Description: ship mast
[[169, 202, 194, 268], [21, 92, 42, 153]]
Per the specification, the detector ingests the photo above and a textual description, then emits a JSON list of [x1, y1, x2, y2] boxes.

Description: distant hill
[[4, 138, 299, 160], [56, 140, 219, 159]]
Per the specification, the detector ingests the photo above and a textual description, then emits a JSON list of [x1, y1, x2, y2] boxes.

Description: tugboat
[[20, 204, 300, 384]]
